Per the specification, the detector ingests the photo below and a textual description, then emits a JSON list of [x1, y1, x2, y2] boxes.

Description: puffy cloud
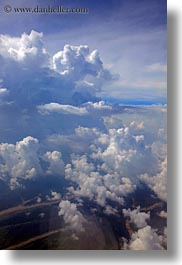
[[0, 30, 48, 66], [0, 136, 41, 189], [84, 101, 112, 111], [158, 210, 167, 218], [123, 207, 150, 229], [0, 137, 65, 189], [38, 103, 88, 116], [0, 31, 115, 107], [65, 154, 135, 206], [51, 191, 61, 200], [140, 157, 167, 201], [46, 191, 61, 201], [90, 125, 158, 178], [128, 226, 164, 250], [43, 151, 65, 176], [52, 44, 113, 85], [58, 200, 86, 232]]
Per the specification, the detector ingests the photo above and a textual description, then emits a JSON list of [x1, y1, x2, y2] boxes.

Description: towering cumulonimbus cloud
[[0, 30, 115, 107]]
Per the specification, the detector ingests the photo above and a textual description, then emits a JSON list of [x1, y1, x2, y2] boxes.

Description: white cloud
[[46, 191, 61, 201], [0, 30, 48, 66], [58, 200, 86, 232], [140, 157, 167, 201], [123, 207, 150, 229], [65, 154, 135, 206], [90, 125, 157, 178], [0, 88, 8, 96], [84, 101, 112, 111], [51, 191, 61, 200], [38, 103, 88, 115], [158, 210, 167, 218], [0, 136, 41, 189], [43, 151, 65, 176], [38, 101, 113, 116], [0, 31, 114, 107], [128, 226, 164, 250], [0, 136, 66, 189]]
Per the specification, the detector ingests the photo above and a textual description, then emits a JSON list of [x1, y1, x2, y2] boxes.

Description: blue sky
[[0, 0, 167, 102]]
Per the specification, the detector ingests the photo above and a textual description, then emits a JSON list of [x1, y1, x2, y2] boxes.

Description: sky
[[0, 0, 167, 250], [0, 0, 167, 103]]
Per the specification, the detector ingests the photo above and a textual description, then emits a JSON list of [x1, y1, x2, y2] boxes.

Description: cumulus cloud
[[58, 200, 86, 232], [140, 157, 167, 201], [65, 154, 135, 206], [128, 226, 164, 250], [52, 44, 114, 84], [0, 29, 167, 250], [43, 151, 65, 176], [84, 101, 112, 111], [123, 207, 150, 229], [0, 137, 65, 189], [0, 136, 41, 189], [0, 30, 48, 65], [90, 125, 158, 178]]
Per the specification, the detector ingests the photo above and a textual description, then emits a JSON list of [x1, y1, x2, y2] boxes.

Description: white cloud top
[[59, 200, 85, 232], [123, 207, 150, 229], [128, 226, 164, 250]]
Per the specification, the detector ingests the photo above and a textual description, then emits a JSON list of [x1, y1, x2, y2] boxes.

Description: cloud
[[43, 151, 65, 176], [128, 226, 164, 250], [147, 63, 167, 73], [0, 137, 65, 189], [0, 30, 48, 65], [0, 31, 114, 107], [0, 29, 167, 249], [38, 101, 113, 116], [38, 103, 88, 116], [158, 210, 167, 219], [65, 154, 135, 206], [84, 101, 112, 111], [58, 200, 86, 232], [0, 136, 41, 189], [0, 88, 8, 96], [140, 156, 167, 201], [90, 125, 158, 178], [123, 207, 150, 229], [159, 210, 167, 218]]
